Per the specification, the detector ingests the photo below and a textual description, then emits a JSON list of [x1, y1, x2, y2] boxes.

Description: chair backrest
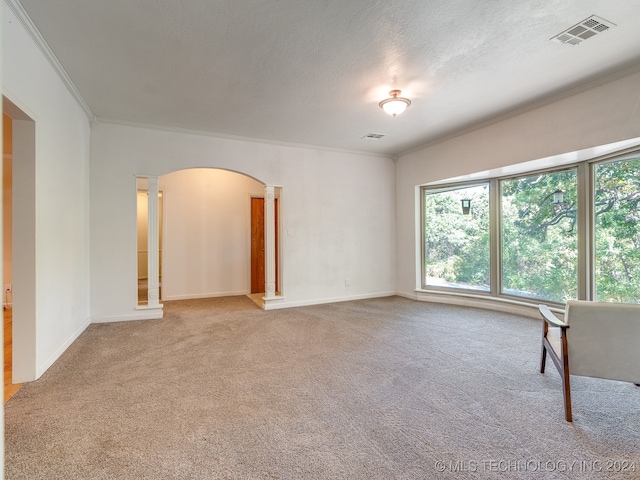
[[565, 300, 640, 383]]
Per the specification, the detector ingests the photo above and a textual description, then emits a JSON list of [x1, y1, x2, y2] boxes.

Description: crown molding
[[399, 61, 640, 158], [5, 0, 96, 123], [95, 117, 393, 160]]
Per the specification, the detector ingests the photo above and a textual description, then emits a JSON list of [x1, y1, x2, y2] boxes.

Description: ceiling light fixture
[[379, 90, 411, 117]]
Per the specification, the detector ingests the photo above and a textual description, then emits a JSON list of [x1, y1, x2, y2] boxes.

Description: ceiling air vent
[[551, 15, 615, 46], [362, 133, 385, 140]]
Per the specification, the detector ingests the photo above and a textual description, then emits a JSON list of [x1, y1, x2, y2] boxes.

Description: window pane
[[501, 170, 577, 302], [594, 158, 640, 303], [423, 184, 490, 291]]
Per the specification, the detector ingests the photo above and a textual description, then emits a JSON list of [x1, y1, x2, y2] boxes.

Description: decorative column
[[264, 185, 277, 299], [147, 177, 161, 307]]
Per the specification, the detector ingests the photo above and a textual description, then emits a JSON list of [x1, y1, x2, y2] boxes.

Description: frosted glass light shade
[[379, 90, 411, 117]]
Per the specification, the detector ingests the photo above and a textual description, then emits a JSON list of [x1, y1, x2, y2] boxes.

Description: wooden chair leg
[[562, 369, 572, 422], [560, 335, 572, 422], [540, 323, 548, 373]]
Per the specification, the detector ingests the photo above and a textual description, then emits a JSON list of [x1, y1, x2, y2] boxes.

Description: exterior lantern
[[552, 189, 564, 204], [461, 199, 471, 215]]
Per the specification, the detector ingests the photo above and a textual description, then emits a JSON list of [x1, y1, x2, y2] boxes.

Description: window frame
[[420, 180, 492, 295], [590, 154, 640, 303], [498, 166, 579, 305], [419, 147, 640, 306]]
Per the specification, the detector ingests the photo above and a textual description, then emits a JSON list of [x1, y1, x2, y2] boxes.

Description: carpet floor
[[4, 296, 640, 479]]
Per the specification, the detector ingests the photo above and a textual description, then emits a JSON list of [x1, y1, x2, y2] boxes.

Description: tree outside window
[[594, 158, 640, 303], [423, 184, 490, 291], [501, 170, 578, 303]]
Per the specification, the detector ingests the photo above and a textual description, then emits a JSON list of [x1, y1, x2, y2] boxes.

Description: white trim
[[162, 291, 249, 301], [96, 117, 392, 159], [146, 177, 161, 307], [399, 289, 565, 319], [262, 295, 285, 310], [135, 304, 164, 310], [264, 186, 277, 299], [92, 310, 163, 323], [4, 0, 95, 123], [36, 317, 91, 378], [262, 291, 396, 310]]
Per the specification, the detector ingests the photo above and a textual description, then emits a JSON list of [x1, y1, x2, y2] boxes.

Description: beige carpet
[[4, 296, 640, 479]]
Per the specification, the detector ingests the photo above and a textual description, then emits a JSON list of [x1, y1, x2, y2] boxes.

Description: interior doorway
[[3, 111, 20, 401], [137, 186, 163, 305], [250, 197, 278, 294], [3, 96, 37, 388]]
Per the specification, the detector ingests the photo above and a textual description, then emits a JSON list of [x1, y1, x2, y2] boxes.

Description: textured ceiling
[[15, 0, 640, 156]]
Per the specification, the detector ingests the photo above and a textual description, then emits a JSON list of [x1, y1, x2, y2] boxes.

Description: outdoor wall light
[[552, 189, 564, 204], [461, 199, 471, 215], [379, 90, 411, 117]]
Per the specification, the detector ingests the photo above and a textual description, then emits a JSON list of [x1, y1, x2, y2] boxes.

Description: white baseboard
[[162, 290, 248, 301], [401, 289, 541, 318], [263, 291, 396, 310], [37, 316, 92, 378], [92, 310, 164, 323]]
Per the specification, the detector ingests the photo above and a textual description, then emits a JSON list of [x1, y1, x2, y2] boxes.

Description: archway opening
[[137, 168, 281, 308]]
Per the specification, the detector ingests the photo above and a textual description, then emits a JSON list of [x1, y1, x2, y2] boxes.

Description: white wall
[[396, 68, 640, 300], [159, 168, 263, 300], [90, 122, 396, 320], [2, 1, 92, 380]]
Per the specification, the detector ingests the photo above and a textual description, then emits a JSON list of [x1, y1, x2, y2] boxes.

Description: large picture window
[[423, 184, 490, 291], [501, 170, 577, 303], [421, 152, 640, 305], [594, 158, 640, 303]]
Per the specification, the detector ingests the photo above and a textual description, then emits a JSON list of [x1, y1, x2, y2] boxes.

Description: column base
[[262, 295, 285, 310]]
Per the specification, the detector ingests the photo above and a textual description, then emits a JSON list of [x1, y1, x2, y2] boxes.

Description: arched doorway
[[136, 168, 281, 308]]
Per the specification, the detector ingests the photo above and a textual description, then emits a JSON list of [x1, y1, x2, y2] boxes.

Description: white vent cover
[[552, 15, 615, 45], [362, 133, 385, 140]]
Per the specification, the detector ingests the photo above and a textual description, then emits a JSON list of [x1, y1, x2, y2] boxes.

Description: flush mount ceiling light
[[379, 90, 411, 117]]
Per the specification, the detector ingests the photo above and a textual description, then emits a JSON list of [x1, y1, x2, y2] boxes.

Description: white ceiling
[[15, 0, 640, 156]]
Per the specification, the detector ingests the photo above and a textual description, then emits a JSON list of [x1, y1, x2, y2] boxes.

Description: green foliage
[[501, 169, 578, 302], [423, 158, 640, 304], [424, 185, 490, 290], [594, 159, 640, 303]]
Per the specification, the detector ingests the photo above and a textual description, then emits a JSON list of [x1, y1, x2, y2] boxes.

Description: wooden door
[[251, 198, 265, 293], [251, 197, 278, 294]]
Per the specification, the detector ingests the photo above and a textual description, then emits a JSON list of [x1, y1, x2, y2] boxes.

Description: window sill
[[413, 289, 565, 318]]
